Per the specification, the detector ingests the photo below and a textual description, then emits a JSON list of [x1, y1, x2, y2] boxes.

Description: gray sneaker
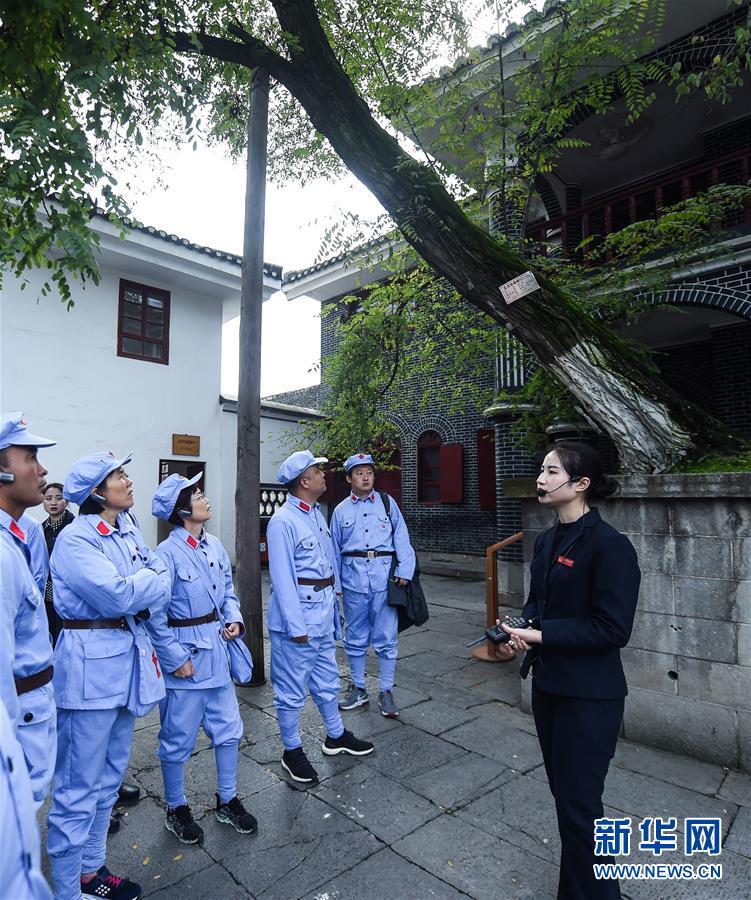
[[378, 690, 399, 718], [339, 683, 369, 710]]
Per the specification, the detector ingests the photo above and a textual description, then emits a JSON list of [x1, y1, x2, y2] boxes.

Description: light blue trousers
[[158, 684, 243, 808], [342, 588, 398, 690], [47, 707, 135, 900], [17, 683, 56, 809], [269, 630, 343, 750]]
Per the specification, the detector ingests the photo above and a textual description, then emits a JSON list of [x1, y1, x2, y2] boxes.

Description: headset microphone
[[536, 476, 582, 497], [178, 508, 193, 518], [0, 471, 16, 483]]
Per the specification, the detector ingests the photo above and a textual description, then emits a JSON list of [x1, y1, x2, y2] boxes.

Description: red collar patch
[[298, 500, 311, 513], [9, 520, 25, 542], [557, 554, 575, 568], [96, 521, 111, 536], [186, 534, 199, 549]]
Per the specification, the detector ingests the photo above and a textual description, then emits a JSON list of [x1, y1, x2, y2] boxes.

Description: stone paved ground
[[42, 574, 750, 899]]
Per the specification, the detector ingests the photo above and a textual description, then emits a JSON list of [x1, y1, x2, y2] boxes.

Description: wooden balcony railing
[[525, 148, 751, 261]]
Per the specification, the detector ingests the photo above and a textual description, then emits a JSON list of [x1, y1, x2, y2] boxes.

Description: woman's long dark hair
[[551, 441, 619, 501]]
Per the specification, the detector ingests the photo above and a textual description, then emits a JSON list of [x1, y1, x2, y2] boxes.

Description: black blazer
[[520, 508, 640, 699]]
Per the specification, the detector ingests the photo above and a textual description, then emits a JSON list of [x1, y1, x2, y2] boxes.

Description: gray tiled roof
[[100, 213, 282, 280]]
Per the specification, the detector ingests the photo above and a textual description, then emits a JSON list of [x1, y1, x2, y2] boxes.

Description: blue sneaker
[[378, 690, 399, 718], [339, 683, 369, 710]]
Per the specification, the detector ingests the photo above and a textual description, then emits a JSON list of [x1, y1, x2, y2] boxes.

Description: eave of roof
[[95, 211, 282, 280], [282, 235, 391, 285]]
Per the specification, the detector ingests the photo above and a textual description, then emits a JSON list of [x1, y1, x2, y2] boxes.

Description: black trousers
[[532, 683, 624, 900]]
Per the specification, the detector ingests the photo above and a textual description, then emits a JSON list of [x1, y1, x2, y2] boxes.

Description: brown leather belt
[[15, 665, 54, 696], [343, 550, 395, 558], [62, 617, 129, 630], [168, 609, 218, 628], [297, 576, 335, 588]]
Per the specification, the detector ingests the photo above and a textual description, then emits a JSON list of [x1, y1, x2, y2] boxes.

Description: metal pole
[[235, 68, 270, 685], [472, 531, 523, 663]]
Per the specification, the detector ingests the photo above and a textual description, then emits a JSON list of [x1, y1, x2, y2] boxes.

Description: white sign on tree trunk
[[499, 271, 540, 304]]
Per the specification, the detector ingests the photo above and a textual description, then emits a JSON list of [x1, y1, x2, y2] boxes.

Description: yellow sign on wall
[[172, 434, 200, 456]]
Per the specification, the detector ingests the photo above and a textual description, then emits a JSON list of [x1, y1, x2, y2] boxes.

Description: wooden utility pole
[[235, 68, 269, 684]]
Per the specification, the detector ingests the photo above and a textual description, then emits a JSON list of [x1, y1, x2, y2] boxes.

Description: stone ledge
[[503, 472, 751, 499], [417, 551, 485, 579]]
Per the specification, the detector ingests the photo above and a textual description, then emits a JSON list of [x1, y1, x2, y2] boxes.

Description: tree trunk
[[177, 0, 739, 472], [235, 68, 269, 684]]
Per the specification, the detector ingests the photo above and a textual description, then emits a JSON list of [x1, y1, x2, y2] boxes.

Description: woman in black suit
[[503, 441, 640, 900]]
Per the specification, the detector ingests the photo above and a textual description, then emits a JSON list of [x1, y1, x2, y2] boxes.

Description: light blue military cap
[[0, 412, 56, 450], [152, 471, 203, 520], [277, 450, 328, 485], [343, 452, 375, 473], [63, 450, 133, 505]]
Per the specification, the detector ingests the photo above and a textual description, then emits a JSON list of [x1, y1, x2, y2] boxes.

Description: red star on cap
[[186, 535, 198, 549], [359, 453, 365, 458], [96, 521, 110, 536], [9, 521, 26, 541]]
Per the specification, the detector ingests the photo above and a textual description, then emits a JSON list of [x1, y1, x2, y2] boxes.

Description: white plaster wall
[[219, 407, 316, 561], [1, 261, 226, 550]]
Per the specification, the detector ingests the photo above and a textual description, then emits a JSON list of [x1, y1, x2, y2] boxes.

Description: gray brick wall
[[320, 295, 499, 556]]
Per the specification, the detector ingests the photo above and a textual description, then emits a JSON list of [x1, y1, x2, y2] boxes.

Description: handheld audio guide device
[[466, 616, 539, 648]]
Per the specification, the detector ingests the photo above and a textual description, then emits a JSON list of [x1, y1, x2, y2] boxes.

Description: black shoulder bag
[[380, 492, 429, 632]]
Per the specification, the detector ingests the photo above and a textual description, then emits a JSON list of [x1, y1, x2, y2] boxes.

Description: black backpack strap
[[379, 491, 391, 517]]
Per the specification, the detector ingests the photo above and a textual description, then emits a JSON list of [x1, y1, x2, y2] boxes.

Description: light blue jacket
[[50, 512, 170, 710], [266, 496, 342, 639], [151, 527, 243, 689], [0, 510, 53, 730], [331, 492, 416, 594], [0, 693, 52, 900]]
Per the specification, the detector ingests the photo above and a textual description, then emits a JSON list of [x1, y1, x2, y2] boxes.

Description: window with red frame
[[417, 430, 442, 502], [117, 280, 170, 364]]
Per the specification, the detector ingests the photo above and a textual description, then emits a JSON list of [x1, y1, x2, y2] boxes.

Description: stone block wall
[[507, 473, 751, 772]]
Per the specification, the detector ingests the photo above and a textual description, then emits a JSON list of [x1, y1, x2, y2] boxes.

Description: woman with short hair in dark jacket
[[503, 441, 640, 900]]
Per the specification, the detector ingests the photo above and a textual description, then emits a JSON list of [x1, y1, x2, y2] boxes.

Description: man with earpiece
[[0, 412, 58, 813]]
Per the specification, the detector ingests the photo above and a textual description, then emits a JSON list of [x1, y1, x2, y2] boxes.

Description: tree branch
[[169, 28, 295, 86]]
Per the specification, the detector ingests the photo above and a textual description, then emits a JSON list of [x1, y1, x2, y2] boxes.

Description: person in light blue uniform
[[0, 413, 57, 809], [21, 513, 49, 597], [266, 450, 375, 784], [150, 472, 257, 844], [47, 452, 171, 900], [0, 687, 53, 900], [331, 453, 416, 718]]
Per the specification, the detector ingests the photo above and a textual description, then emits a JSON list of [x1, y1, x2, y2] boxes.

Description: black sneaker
[[165, 804, 203, 844], [322, 728, 375, 757], [81, 866, 141, 900], [281, 747, 319, 783], [215, 794, 258, 834]]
